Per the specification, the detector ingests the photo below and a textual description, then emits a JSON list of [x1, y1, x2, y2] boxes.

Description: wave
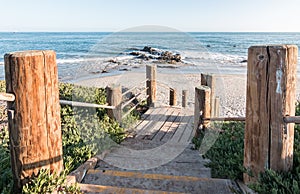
[[181, 50, 247, 65]]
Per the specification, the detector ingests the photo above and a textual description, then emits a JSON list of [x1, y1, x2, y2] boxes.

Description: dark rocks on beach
[[129, 52, 140, 56], [130, 46, 182, 64], [240, 60, 247, 63], [108, 59, 117, 63]]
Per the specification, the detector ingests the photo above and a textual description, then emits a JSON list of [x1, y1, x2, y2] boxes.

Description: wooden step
[[82, 169, 239, 194], [87, 169, 217, 182], [78, 183, 184, 194]]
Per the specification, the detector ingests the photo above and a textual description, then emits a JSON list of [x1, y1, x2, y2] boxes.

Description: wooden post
[[182, 90, 188, 108], [169, 88, 177, 106], [106, 85, 122, 122], [214, 96, 220, 117], [201, 74, 216, 117], [244, 45, 298, 184], [194, 86, 211, 138], [146, 65, 157, 107], [4, 50, 63, 192]]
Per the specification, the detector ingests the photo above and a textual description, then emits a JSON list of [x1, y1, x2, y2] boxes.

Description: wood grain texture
[[182, 90, 188, 108], [201, 74, 216, 117], [194, 86, 211, 138], [146, 65, 157, 107], [106, 85, 122, 122], [4, 50, 63, 191], [169, 88, 177, 106], [243, 45, 297, 183]]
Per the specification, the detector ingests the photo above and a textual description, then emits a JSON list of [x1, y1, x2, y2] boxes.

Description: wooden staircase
[[71, 107, 241, 193]]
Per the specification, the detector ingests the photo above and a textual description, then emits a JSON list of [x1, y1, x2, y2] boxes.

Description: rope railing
[[59, 100, 115, 109], [121, 87, 148, 109], [0, 93, 15, 102]]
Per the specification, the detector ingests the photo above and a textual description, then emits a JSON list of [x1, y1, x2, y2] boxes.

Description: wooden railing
[[194, 45, 299, 184]]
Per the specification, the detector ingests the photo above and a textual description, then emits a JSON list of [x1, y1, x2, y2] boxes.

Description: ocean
[[1, 32, 300, 81]]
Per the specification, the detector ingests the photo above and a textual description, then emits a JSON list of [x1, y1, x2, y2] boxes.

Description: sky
[[0, 0, 299, 32]]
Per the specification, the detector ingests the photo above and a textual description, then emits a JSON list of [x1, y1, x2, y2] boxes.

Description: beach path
[[77, 106, 240, 193]]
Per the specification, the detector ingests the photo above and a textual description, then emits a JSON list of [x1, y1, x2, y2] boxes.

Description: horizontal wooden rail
[[0, 92, 15, 101], [122, 95, 149, 119], [203, 117, 246, 122], [122, 103, 140, 119], [284, 116, 300, 124], [59, 100, 115, 109], [122, 93, 142, 109]]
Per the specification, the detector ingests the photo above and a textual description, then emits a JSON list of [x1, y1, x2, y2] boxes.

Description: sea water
[[0, 32, 300, 81]]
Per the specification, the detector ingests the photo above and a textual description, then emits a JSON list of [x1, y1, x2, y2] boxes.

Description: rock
[[141, 46, 152, 52], [130, 52, 140, 56], [108, 59, 117, 63], [137, 54, 149, 60], [240, 60, 247, 63], [207, 45, 211, 48], [119, 68, 130, 71], [173, 53, 181, 62]]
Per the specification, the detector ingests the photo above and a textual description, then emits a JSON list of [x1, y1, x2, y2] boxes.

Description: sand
[[75, 72, 246, 117]]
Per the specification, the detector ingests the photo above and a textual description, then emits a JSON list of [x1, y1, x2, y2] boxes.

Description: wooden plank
[[135, 107, 169, 139], [5, 50, 63, 192], [160, 111, 183, 143], [244, 45, 298, 183], [144, 107, 176, 140], [170, 114, 193, 143], [153, 108, 181, 141], [177, 116, 194, 144], [133, 107, 166, 137], [79, 183, 184, 194]]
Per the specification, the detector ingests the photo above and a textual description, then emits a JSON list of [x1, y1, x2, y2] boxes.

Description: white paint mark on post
[[276, 69, 282, 94]]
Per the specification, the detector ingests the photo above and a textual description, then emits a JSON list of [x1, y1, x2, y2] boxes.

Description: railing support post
[[4, 50, 63, 192], [201, 74, 217, 117], [194, 86, 211, 138], [146, 65, 157, 107], [169, 88, 177, 106], [244, 45, 298, 184], [182, 90, 188, 108], [106, 85, 122, 122]]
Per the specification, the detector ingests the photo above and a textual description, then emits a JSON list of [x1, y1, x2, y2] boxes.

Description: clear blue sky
[[0, 0, 299, 32]]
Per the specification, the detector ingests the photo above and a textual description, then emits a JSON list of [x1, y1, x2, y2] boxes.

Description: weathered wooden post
[[214, 96, 220, 117], [244, 45, 298, 183], [146, 65, 157, 107], [182, 90, 188, 108], [169, 88, 177, 106], [4, 50, 63, 192], [106, 85, 122, 122], [194, 86, 211, 138], [201, 74, 216, 117]]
